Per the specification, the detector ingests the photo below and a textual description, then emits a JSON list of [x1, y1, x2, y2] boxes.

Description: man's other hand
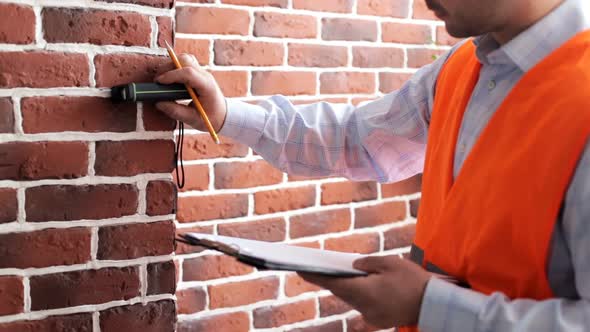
[[299, 255, 431, 328]]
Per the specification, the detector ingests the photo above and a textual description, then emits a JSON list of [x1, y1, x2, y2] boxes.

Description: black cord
[[174, 121, 185, 188]]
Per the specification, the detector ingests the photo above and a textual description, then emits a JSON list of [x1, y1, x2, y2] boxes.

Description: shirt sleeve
[[418, 140, 590, 332], [218, 50, 454, 183]]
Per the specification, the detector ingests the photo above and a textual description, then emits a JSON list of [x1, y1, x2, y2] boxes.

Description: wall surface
[[0, 0, 178, 331], [174, 1, 457, 331]]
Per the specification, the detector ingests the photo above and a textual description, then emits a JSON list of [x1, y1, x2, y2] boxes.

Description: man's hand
[[299, 255, 431, 329], [155, 54, 227, 132]]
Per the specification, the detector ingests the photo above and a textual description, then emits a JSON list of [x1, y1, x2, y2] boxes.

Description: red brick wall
[[0, 1, 178, 331], [174, 1, 457, 331]]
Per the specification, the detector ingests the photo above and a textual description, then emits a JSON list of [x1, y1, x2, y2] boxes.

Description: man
[[155, 0, 590, 330]]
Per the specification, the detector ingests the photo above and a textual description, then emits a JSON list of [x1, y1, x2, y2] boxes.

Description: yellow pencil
[[164, 41, 220, 144]]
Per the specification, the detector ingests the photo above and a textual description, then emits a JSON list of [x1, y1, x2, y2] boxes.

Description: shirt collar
[[473, 0, 590, 72]]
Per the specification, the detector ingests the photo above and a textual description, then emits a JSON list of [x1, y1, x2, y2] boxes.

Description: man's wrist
[[418, 277, 486, 332], [218, 98, 267, 147]]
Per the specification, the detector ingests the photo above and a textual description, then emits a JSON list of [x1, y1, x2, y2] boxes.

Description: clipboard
[[177, 233, 369, 277]]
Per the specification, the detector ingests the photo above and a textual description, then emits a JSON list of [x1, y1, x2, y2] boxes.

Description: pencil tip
[[164, 40, 172, 50]]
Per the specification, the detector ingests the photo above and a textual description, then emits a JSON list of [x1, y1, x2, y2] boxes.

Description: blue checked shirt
[[219, 0, 590, 330]]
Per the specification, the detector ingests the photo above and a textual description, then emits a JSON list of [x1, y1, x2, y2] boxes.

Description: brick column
[[0, 1, 178, 331]]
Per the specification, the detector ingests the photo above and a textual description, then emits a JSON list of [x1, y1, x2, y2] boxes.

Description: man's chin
[[443, 23, 476, 39]]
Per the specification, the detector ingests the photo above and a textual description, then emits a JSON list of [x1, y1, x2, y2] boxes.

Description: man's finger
[[155, 62, 176, 77], [155, 101, 196, 124], [156, 67, 211, 92], [299, 273, 367, 293], [353, 255, 400, 273], [178, 53, 200, 68]]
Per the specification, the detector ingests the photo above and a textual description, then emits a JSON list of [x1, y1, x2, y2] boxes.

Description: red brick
[[210, 70, 249, 97], [319, 295, 353, 317], [254, 299, 316, 328], [97, 0, 174, 8], [288, 44, 348, 68], [143, 103, 176, 131], [174, 164, 209, 192], [287, 320, 344, 332], [384, 223, 416, 249], [288, 174, 334, 181], [322, 18, 377, 41], [0, 188, 17, 223], [410, 198, 420, 217], [175, 39, 210, 65], [347, 315, 380, 332], [177, 193, 248, 222], [321, 181, 377, 205], [218, 218, 286, 241], [94, 53, 169, 87], [284, 273, 321, 296], [157, 16, 174, 47], [176, 287, 206, 314], [293, 0, 353, 12], [290, 209, 351, 238], [177, 312, 250, 332], [176, 7, 249, 35], [214, 40, 284, 66], [357, 0, 410, 17], [324, 233, 379, 254], [353, 46, 404, 68], [381, 174, 422, 197], [215, 160, 282, 189], [31, 267, 140, 310], [0, 313, 92, 332], [437, 26, 461, 46], [320, 72, 376, 94], [183, 254, 253, 281], [255, 186, 315, 214], [413, 0, 439, 20], [43, 8, 150, 46], [407, 48, 447, 68], [21, 96, 136, 133], [100, 300, 175, 332], [0, 142, 88, 181], [0, 4, 35, 44], [254, 12, 317, 38], [0, 276, 23, 315], [292, 240, 321, 249], [98, 221, 174, 260], [26, 184, 138, 222], [222, 0, 287, 6], [0, 98, 14, 133], [175, 225, 214, 254], [355, 201, 406, 228], [379, 72, 412, 93], [0, 52, 89, 88], [147, 261, 176, 295], [252, 71, 316, 96], [146, 180, 176, 216], [183, 134, 248, 160], [0, 228, 90, 269], [352, 97, 378, 106], [95, 140, 174, 176], [382, 22, 432, 44], [209, 277, 279, 308]]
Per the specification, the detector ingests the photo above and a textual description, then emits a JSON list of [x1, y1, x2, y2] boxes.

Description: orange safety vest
[[400, 30, 590, 332]]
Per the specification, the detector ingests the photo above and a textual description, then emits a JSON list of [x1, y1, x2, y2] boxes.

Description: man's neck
[[491, 0, 565, 44]]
